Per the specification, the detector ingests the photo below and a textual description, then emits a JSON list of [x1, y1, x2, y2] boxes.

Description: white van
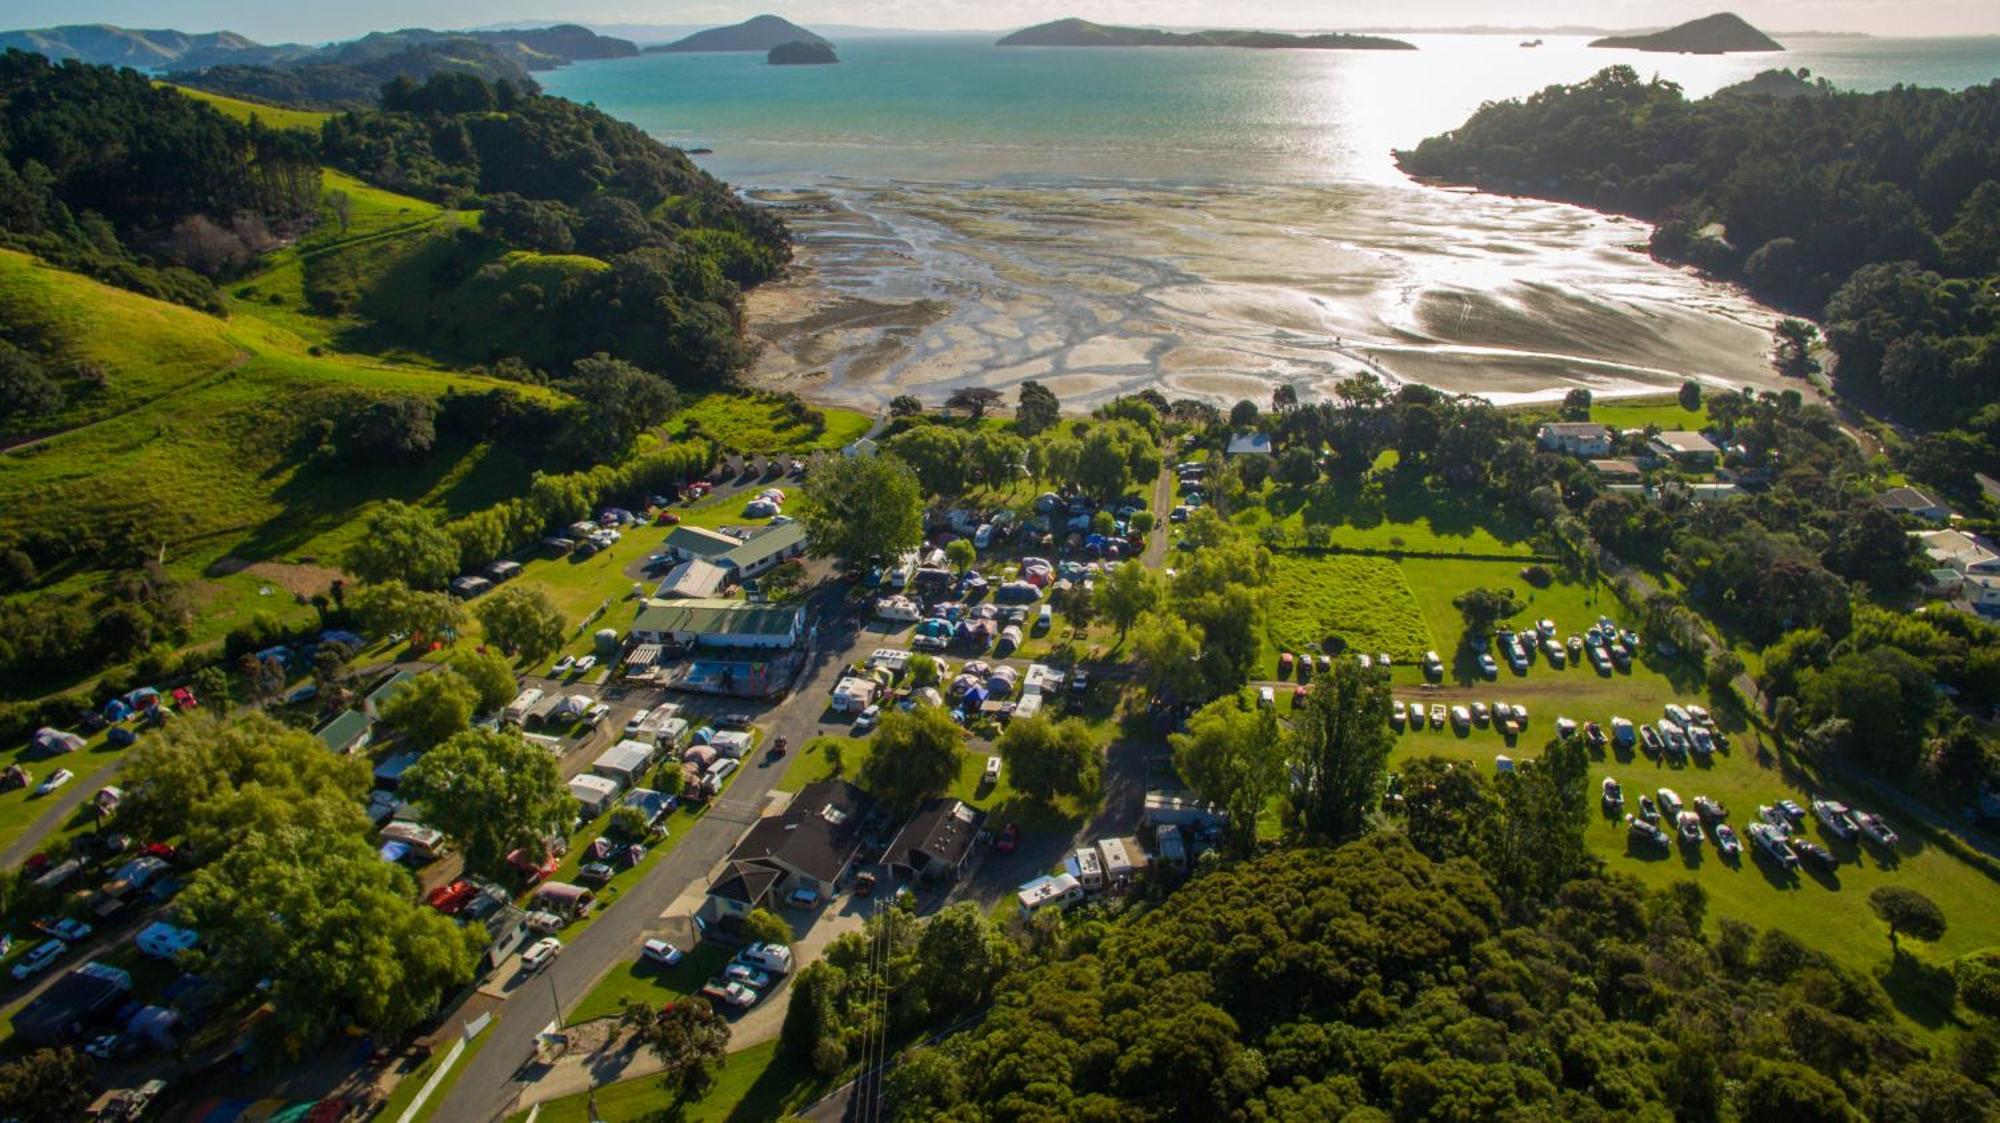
[[735, 942, 794, 976], [703, 757, 739, 795], [1036, 604, 1053, 632]]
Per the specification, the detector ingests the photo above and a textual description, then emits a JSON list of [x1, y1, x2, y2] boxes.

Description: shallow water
[[542, 34, 2000, 409]]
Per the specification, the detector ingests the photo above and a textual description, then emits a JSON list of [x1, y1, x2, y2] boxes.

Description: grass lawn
[[0, 726, 143, 855], [1248, 472, 1543, 557], [672, 394, 873, 456], [510, 1039, 827, 1123], [163, 84, 334, 131], [1578, 395, 1710, 434], [567, 943, 734, 1026], [377, 1017, 498, 1123], [1265, 553, 1431, 664]]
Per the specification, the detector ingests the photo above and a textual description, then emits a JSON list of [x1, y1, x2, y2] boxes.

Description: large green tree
[[887, 425, 971, 496], [798, 449, 925, 568], [377, 669, 480, 748], [0, 1048, 93, 1122], [399, 729, 571, 877], [1869, 886, 1947, 956], [561, 353, 680, 459], [858, 705, 963, 813], [1015, 380, 1061, 436], [475, 584, 567, 661], [621, 996, 731, 1101], [1132, 610, 1209, 702], [1171, 697, 1286, 856], [350, 579, 466, 644], [342, 501, 459, 590], [1288, 658, 1394, 841], [450, 647, 520, 712], [1095, 561, 1162, 637], [120, 713, 371, 859], [996, 715, 1102, 804]]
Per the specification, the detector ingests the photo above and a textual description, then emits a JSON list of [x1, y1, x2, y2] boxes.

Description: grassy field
[[673, 394, 874, 456], [1265, 553, 1431, 662], [1579, 396, 1711, 433], [568, 942, 734, 1025], [1234, 472, 1544, 557], [509, 1039, 826, 1123], [162, 84, 334, 131]]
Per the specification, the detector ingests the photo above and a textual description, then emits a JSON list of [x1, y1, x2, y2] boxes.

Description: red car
[[657, 511, 682, 525], [426, 880, 479, 916], [995, 823, 1020, 854]]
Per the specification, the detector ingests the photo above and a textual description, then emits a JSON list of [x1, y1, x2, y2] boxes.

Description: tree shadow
[[1877, 953, 1962, 1031]]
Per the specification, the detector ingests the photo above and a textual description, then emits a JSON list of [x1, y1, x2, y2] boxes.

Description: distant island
[[0, 21, 636, 72], [998, 18, 1415, 51], [1589, 12, 1782, 54], [1714, 68, 1831, 99], [649, 14, 831, 53], [768, 40, 838, 65]]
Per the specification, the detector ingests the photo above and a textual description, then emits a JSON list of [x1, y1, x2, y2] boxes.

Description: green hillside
[[161, 83, 334, 131], [0, 248, 558, 639]]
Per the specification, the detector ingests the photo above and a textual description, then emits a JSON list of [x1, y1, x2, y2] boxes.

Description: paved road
[[432, 615, 858, 1123]]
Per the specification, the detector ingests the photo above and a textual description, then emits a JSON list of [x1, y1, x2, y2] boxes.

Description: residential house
[[11, 963, 132, 1045], [313, 709, 373, 754], [1537, 422, 1613, 457], [659, 523, 808, 581], [1965, 575, 2000, 617], [842, 437, 879, 458], [703, 780, 874, 922], [1917, 529, 2000, 577], [629, 598, 805, 650], [1584, 458, 1644, 484], [1225, 431, 1273, 457], [1646, 430, 1721, 468], [1876, 486, 1951, 522], [884, 797, 986, 884]]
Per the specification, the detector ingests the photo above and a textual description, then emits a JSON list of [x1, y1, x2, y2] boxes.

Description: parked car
[[624, 709, 653, 737], [701, 981, 759, 1009], [724, 963, 774, 989], [995, 823, 1020, 853], [1392, 701, 1407, 726], [1477, 653, 1498, 679], [1428, 704, 1446, 730], [1656, 788, 1683, 819], [521, 937, 563, 972], [34, 769, 73, 796], [1450, 705, 1470, 730], [642, 939, 684, 966], [9, 939, 64, 981], [584, 703, 611, 728], [854, 705, 881, 734], [1258, 686, 1275, 709], [1471, 701, 1490, 725], [1602, 777, 1623, 805], [37, 917, 92, 943], [576, 863, 615, 885], [573, 655, 597, 673], [552, 655, 576, 675], [85, 1033, 140, 1061], [524, 911, 565, 935]]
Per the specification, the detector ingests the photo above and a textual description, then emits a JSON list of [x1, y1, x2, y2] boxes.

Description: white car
[[9, 939, 64, 981], [34, 769, 72, 796], [521, 937, 563, 973], [853, 705, 881, 733], [1258, 686, 1275, 709], [552, 655, 576, 675], [624, 708, 653, 737], [641, 939, 684, 966], [574, 655, 598, 673], [584, 703, 612, 727]]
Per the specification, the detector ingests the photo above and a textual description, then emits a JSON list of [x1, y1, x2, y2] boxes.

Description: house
[[659, 523, 809, 581], [1584, 458, 1644, 483], [1917, 529, 2000, 576], [569, 773, 622, 817], [655, 558, 731, 600], [1877, 486, 1951, 522], [884, 798, 986, 884], [363, 671, 417, 719], [1965, 575, 2000, 616], [11, 962, 131, 1045], [314, 709, 374, 755], [843, 437, 879, 458], [1646, 430, 1721, 467], [1537, 422, 1613, 457], [1225, 431, 1272, 457], [591, 740, 655, 786], [704, 780, 875, 922], [629, 598, 805, 650]]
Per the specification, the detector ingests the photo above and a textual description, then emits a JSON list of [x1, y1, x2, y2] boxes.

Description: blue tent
[[693, 726, 715, 744], [124, 686, 162, 709], [378, 841, 411, 864], [102, 698, 133, 722], [962, 685, 988, 707]]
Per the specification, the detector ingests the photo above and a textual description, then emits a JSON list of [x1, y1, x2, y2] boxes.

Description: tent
[[124, 686, 162, 710], [995, 627, 1023, 656], [378, 841, 412, 864], [29, 728, 84, 756], [101, 698, 133, 723], [917, 687, 945, 708]]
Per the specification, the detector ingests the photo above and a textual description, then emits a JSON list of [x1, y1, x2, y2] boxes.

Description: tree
[[608, 804, 650, 842], [889, 394, 924, 418], [350, 580, 465, 645], [1955, 949, 2000, 1019], [912, 902, 1015, 1014], [1229, 400, 1260, 429], [945, 538, 976, 575], [1171, 698, 1286, 856], [342, 501, 458, 589], [1016, 380, 1061, 436], [621, 995, 731, 1101], [1773, 318, 1822, 379], [1076, 421, 1160, 500], [888, 426, 971, 496], [1095, 561, 1162, 637], [451, 648, 519, 713], [858, 705, 962, 812], [1271, 384, 1299, 412], [997, 715, 1101, 804], [1289, 658, 1394, 842], [399, 729, 571, 876], [327, 188, 352, 233], [1452, 586, 1521, 639], [945, 387, 1004, 419], [1705, 649, 1745, 695], [1561, 387, 1593, 420], [741, 907, 793, 946], [182, 825, 481, 1044], [906, 653, 940, 689], [0, 1048, 93, 1122], [1736, 1060, 1853, 1123], [1132, 610, 1209, 702], [797, 450, 925, 568], [562, 354, 680, 460], [1275, 446, 1318, 487], [781, 961, 849, 1074], [1942, 179, 2000, 275], [377, 669, 480, 747], [342, 396, 436, 464], [1870, 886, 1946, 956], [1678, 380, 1703, 412], [759, 558, 809, 601], [476, 585, 566, 661]]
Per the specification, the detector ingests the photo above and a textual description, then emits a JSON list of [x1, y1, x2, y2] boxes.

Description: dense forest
[[1396, 67, 2000, 435], [889, 830, 1996, 1120], [0, 49, 321, 311]]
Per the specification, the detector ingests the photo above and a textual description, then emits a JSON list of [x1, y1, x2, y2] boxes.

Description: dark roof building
[[885, 797, 986, 883], [704, 781, 874, 921], [12, 963, 132, 1045]]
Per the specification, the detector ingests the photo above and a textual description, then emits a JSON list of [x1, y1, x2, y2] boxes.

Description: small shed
[[372, 751, 422, 788], [592, 740, 655, 785], [832, 677, 877, 714]]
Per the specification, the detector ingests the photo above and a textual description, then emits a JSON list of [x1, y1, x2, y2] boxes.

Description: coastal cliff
[[1589, 13, 1782, 54], [998, 18, 1415, 51]]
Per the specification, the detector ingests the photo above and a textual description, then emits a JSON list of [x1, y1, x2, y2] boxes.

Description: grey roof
[[1650, 430, 1720, 455], [631, 598, 802, 640], [887, 797, 986, 869], [1877, 486, 1943, 512], [314, 709, 372, 751], [709, 860, 783, 906], [1539, 422, 1611, 437]]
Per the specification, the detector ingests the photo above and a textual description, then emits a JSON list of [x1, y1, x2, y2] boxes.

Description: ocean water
[[540, 35, 2000, 409]]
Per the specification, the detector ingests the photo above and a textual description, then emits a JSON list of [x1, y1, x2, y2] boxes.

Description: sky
[[6, 0, 1998, 44]]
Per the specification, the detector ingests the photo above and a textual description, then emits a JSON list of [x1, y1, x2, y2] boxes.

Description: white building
[[1917, 529, 2000, 577], [568, 773, 622, 817], [1536, 422, 1612, 457], [629, 598, 806, 649]]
